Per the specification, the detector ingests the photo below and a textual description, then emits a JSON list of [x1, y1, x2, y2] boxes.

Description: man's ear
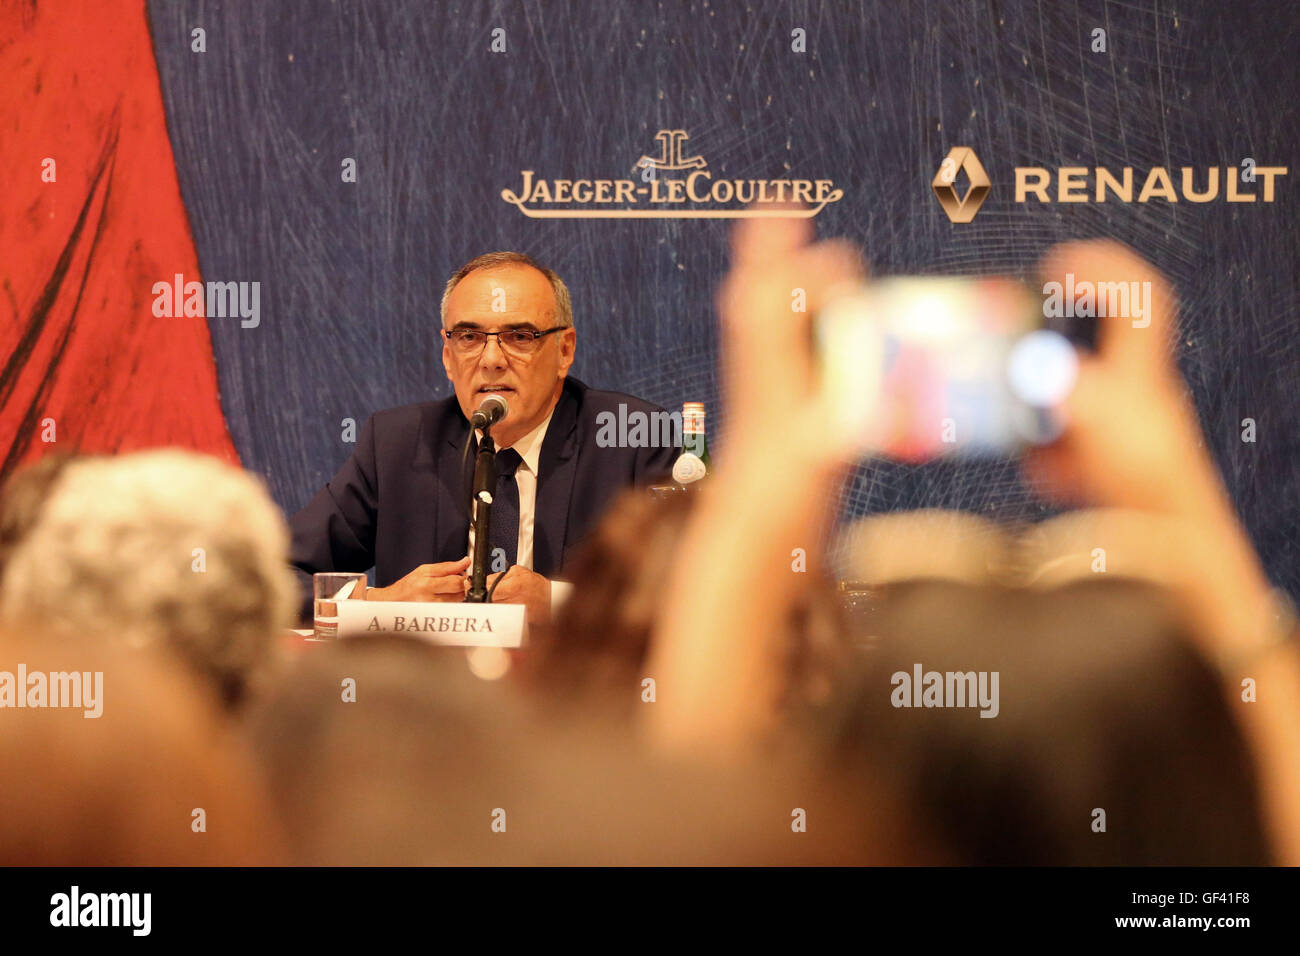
[[557, 327, 577, 375], [441, 338, 455, 381]]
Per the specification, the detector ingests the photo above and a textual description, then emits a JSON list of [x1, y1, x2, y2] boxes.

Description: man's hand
[[485, 565, 551, 627], [365, 556, 470, 602]]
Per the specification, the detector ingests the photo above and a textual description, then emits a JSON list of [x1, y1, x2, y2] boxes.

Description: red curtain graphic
[[0, 0, 238, 479]]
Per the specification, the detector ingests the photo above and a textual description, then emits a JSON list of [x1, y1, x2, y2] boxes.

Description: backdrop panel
[[132, 0, 1300, 592]]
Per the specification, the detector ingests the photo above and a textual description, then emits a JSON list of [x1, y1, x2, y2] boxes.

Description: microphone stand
[[464, 427, 496, 603]]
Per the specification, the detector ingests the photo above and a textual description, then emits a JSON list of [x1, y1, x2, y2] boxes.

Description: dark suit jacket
[[289, 377, 678, 612]]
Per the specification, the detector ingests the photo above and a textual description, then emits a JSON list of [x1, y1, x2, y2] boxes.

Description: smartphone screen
[[816, 277, 1077, 462]]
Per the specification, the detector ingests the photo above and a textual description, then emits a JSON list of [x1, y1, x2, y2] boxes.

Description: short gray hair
[[440, 251, 573, 329], [0, 450, 296, 705]]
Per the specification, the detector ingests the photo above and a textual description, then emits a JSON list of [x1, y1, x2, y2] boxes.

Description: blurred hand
[[365, 556, 470, 602], [1026, 240, 1275, 657], [486, 564, 551, 628], [646, 207, 866, 753], [714, 208, 865, 478], [1024, 243, 1300, 866], [1026, 240, 1213, 514]]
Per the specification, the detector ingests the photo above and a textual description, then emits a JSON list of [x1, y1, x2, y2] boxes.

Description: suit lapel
[[426, 403, 474, 564], [422, 382, 580, 576], [533, 380, 581, 577]]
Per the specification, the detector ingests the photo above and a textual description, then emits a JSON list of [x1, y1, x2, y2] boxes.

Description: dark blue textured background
[[147, 0, 1299, 592]]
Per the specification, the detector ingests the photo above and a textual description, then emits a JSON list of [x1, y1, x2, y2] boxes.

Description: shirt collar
[[478, 406, 554, 477]]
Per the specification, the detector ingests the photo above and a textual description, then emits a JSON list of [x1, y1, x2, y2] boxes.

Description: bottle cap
[[672, 453, 707, 485], [683, 402, 706, 431]]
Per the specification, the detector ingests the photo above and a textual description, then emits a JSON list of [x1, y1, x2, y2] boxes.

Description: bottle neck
[[683, 430, 708, 457]]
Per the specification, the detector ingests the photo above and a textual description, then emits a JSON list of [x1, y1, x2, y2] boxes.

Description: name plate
[[335, 600, 526, 647]]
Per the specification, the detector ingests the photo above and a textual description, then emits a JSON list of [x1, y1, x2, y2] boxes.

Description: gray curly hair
[[0, 450, 295, 706]]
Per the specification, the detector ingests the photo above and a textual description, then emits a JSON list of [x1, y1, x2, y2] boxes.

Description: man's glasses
[[443, 326, 565, 356]]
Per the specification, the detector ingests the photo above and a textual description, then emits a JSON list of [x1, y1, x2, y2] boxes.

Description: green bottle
[[672, 402, 710, 485]]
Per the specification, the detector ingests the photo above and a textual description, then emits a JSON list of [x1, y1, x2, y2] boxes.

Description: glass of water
[[836, 580, 881, 648], [313, 572, 368, 640], [648, 483, 688, 501]]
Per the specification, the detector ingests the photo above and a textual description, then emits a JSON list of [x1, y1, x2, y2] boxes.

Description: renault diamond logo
[[933, 147, 991, 223]]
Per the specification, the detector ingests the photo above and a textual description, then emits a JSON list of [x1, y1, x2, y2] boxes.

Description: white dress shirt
[[466, 408, 576, 611], [467, 407, 553, 572]]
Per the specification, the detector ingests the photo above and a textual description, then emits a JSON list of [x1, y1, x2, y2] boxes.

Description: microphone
[[470, 393, 509, 430]]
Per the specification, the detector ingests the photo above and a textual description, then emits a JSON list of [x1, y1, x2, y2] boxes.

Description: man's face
[[441, 264, 576, 449]]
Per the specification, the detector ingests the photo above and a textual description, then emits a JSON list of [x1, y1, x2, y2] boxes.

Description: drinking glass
[[313, 572, 368, 640]]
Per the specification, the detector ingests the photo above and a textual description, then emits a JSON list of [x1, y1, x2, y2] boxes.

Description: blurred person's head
[[440, 251, 577, 450], [529, 488, 846, 714], [837, 507, 1261, 657], [836, 509, 1010, 586], [0, 450, 296, 708], [0, 627, 281, 864], [247, 635, 873, 864], [824, 578, 1270, 864], [1018, 508, 1263, 657], [246, 636, 531, 865], [524, 489, 692, 698], [0, 453, 78, 580]]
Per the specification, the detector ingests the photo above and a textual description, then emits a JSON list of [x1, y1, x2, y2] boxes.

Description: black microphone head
[[471, 393, 510, 429]]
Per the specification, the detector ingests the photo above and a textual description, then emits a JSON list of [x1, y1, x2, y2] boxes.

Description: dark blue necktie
[[488, 447, 523, 569]]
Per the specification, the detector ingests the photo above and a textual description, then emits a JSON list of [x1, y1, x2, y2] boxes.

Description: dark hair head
[[525, 487, 847, 715], [524, 489, 692, 698], [244, 635, 847, 864], [245, 636, 541, 864], [825, 578, 1271, 865]]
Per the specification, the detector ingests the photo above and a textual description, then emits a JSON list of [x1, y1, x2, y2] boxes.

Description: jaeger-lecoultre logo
[[502, 129, 844, 219]]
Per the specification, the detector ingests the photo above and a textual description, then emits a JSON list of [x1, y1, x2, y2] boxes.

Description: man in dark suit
[[289, 251, 678, 625]]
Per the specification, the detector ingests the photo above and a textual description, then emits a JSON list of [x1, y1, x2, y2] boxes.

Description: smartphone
[[815, 276, 1078, 462]]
